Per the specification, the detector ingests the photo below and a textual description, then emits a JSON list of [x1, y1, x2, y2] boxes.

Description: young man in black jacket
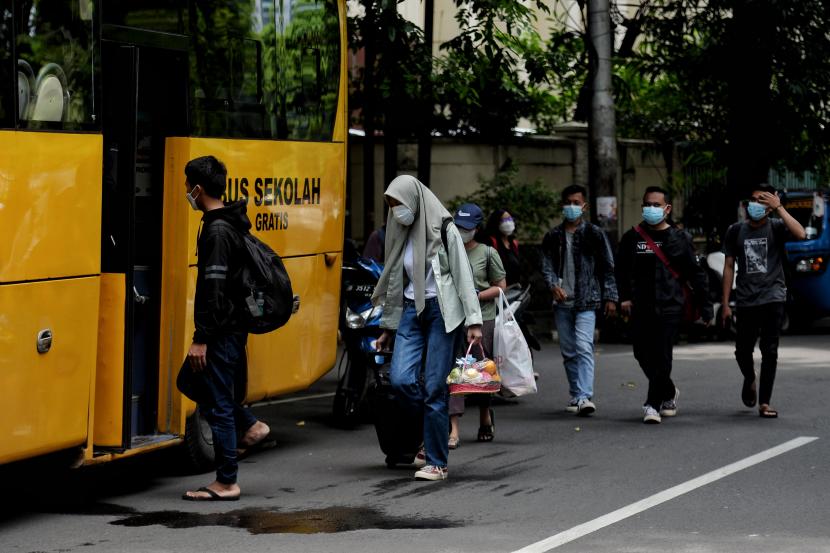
[[541, 185, 618, 416], [181, 156, 269, 501], [617, 186, 712, 424]]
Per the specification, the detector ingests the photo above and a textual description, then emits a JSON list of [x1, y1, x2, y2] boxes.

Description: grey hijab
[[371, 175, 451, 316]]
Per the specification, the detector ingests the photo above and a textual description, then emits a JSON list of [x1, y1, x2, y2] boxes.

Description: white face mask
[[392, 204, 415, 226], [459, 229, 476, 244], [499, 220, 515, 235], [186, 186, 201, 211]]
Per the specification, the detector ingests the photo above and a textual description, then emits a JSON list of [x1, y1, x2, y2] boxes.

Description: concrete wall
[[347, 130, 678, 243]]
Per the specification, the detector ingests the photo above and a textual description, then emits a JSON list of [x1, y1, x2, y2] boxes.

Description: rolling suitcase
[[369, 360, 423, 468]]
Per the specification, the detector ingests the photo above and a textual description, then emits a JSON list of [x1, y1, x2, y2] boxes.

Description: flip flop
[[759, 405, 778, 419], [448, 436, 460, 450], [182, 486, 240, 502], [237, 438, 277, 459], [741, 378, 757, 408]]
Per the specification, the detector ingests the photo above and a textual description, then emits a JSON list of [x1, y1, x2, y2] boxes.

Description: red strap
[[633, 225, 681, 281]]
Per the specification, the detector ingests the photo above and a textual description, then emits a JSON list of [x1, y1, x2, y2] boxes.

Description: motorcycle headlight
[[795, 256, 826, 273], [345, 306, 377, 329]]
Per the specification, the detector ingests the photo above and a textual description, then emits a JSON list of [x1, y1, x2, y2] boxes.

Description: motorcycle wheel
[[332, 349, 369, 429], [183, 406, 215, 473]]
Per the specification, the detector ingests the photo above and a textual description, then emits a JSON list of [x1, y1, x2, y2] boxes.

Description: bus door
[[100, 40, 188, 446]]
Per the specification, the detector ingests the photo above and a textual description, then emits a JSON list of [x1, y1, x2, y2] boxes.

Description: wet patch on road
[[110, 506, 460, 534]]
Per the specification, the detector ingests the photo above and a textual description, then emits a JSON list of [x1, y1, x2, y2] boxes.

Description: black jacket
[[540, 221, 618, 311], [616, 224, 712, 320], [193, 200, 251, 344]]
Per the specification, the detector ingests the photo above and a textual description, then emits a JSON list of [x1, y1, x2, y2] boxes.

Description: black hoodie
[[193, 200, 252, 344]]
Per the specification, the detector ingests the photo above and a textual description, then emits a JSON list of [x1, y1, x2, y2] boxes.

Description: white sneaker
[[660, 387, 679, 417], [643, 405, 662, 424], [565, 398, 579, 413], [577, 398, 596, 417], [415, 465, 448, 481], [413, 447, 426, 468]]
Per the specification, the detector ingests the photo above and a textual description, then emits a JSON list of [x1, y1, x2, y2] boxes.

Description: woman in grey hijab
[[373, 175, 483, 481]]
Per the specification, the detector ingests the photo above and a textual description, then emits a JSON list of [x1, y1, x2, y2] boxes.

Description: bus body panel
[[0, 132, 102, 283], [786, 193, 830, 315], [158, 138, 344, 434], [0, 277, 99, 464], [93, 273, 127, 447]]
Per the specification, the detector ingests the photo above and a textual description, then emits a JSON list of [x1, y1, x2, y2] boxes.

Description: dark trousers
[[200, 333, 258, 485], [631, 311, 681, 408], [735, 302, 784, 406]]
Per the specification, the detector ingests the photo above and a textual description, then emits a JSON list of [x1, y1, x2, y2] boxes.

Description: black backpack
[[214, 221, 294, 334], [239, 233, 294, 334]]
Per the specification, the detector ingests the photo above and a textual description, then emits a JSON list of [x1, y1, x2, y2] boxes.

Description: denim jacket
[[540, 221, 619, 311]]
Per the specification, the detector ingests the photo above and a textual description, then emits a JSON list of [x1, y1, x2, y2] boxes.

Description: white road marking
[[257, 392, 336, 406], [512, 436, 819, 553]]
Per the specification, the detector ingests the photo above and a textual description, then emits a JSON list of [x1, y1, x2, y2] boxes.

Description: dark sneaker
[[415, 465, 448, 481], [643, 405, 662, 424], [577, 398, 596, 417], [660, 387, 679, 417]]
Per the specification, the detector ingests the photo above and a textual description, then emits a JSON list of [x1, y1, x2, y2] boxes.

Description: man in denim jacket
[[541, 185, 618, 416]]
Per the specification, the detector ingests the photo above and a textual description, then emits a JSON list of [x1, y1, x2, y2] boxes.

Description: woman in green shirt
[[449, 203, 507, 448]]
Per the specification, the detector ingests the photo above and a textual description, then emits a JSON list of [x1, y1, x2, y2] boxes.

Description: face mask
[[746, 201, 768, 221], [186, 186, 201, 211], [563, 205, 583, 222], [392, 204, 415, 226], [642, 206, 666, 226], [459, 229, 476, 244], [499, 220, 515, 235]]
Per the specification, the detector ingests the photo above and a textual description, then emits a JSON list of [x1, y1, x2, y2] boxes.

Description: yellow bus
[[0, 0, 347, 468]]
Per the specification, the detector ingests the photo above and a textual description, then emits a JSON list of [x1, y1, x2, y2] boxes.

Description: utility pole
[[362, 5, 377, 240], [417, 0, 434, 186], [587, 0, 619, 241]]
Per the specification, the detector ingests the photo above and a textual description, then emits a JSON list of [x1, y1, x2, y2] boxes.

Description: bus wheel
[[184, 407, 215, 473]]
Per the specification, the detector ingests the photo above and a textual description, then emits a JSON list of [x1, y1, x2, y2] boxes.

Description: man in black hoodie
[[181, 156, 269, 501], [617, 187, 712, 424]]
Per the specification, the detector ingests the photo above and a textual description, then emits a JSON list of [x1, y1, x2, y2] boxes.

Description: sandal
[[448, 436, 460, 450], [477, 409, 495, 442], [759, 404, 778, 419], [741, 378, 757, 408]]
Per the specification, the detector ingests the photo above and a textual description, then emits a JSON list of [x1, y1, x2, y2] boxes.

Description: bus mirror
[[813, 193, 825, 218], [805, 226, 818, 240]]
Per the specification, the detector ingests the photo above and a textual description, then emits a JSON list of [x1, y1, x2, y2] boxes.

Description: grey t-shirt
[[560, 231, 576, 308], [723, 219, 791, 307]]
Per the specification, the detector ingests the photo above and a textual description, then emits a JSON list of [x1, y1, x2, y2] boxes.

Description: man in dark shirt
[[617, 186, 712, 424], [181, 156, 269, 501], [722, 185, 806, 418]]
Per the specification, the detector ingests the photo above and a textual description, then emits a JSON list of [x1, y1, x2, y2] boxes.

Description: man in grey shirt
[[722, 185, 806, 418]]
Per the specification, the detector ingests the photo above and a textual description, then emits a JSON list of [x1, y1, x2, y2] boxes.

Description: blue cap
[[454, 203, 484, 230]]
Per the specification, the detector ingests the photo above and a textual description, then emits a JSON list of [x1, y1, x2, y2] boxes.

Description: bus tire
[[184, 406, 215, 473]]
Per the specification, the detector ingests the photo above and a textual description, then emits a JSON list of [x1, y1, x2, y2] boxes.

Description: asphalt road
[[3, 330, 829, 553]]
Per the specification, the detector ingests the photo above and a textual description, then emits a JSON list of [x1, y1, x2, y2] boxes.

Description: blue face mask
[[563, 205, 583, 222], [642, 206, 666, 226], [746, 201, 768, 221]]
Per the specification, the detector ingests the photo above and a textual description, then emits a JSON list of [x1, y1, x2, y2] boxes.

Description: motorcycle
[[703, 250, 737, 339], [332, 244, 385, 428]]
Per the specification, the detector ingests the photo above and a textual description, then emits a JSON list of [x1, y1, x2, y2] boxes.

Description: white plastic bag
[[494, 288, 536, 396]]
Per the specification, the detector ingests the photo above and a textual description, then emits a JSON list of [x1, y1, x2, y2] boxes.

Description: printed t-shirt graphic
[[743, 237, 768, 274]]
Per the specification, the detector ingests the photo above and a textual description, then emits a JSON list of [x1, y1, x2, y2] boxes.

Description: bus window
[[102, 0, 184, 33], [0, 3, 11, 127], [273, 0, 340, 141], [15, 0, 98, 129], [189, 0, 276, 139]]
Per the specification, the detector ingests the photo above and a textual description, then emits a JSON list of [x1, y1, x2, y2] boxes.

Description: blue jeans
[[200, 333, 258, 484], [391, 298, 459, 468], [555, 307, 596, 401]]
